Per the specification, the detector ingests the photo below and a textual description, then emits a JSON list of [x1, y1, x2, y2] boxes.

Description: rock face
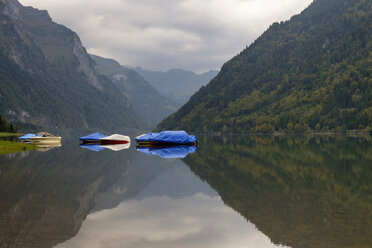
[[73, 35, 102, 91], [91, 55, 178, 127], [158, 0, 372, 133], [0, 0, 143, 132]]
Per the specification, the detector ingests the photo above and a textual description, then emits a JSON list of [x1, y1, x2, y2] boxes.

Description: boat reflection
[[0, 139, 134, 248], [80, 143, 130, 152], [36, 144, 62, 152], [136, 145, 196, 159]]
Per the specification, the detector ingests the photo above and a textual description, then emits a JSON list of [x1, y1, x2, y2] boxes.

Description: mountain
[[158, 0, 372, 133], [90, 55, 178, 127], [0, 0, 143, 133], [134, 67, 218, 106]]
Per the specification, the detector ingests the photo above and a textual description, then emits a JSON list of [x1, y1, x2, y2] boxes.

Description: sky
[[19, 0, 313, 73]]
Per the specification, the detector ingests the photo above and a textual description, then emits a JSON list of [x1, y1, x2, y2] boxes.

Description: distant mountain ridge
[[134, 67, 218, 106], [91, 55, 178, 127], [0, 0, 143, 132], [158, 0, 372, 132]]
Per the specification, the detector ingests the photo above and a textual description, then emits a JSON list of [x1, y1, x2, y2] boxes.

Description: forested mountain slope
[[158, 0, 372, 132], [91, 55, 178, 127], [0, 114, 17, 133], [0, 0, 142, 132]]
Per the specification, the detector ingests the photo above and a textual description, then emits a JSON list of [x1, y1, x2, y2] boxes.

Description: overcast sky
[[19, 0, 313, 72]]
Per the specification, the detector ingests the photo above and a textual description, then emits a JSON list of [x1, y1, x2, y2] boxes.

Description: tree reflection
[[184, 135, 372, 248]]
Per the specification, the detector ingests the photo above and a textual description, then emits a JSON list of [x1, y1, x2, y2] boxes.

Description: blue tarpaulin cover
[[80, 144, 107, 152], [136, 133, 160, 142], [79, 132, 107, 141], [149, 131, 196, 144], [19, 133, 37, 140], [136, 145, 196, 159]]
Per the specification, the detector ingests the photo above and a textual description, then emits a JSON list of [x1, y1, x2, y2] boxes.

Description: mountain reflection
[[183, 135, 372, 248], [55, 153, 279, 248], [0, 140, 133, 248]]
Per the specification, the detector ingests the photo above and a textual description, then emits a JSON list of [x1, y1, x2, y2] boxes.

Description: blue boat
[[18, 133, 38, 142], [79, 132, 107, 143], [136, 133, 160, 142], [136, 131, 197, 147], [136, 145, 196, 159]]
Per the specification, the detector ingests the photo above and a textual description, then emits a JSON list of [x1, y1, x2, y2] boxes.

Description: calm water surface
[[0, 135, 371, 248]]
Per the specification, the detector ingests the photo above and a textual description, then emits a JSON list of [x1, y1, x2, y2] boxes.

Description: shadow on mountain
[[183, 135, 372, 248]]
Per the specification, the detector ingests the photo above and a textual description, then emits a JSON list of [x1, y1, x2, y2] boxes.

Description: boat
[[135, 133, 160, 146], [99, 134, 130, 145], [79, 132, 107, 144], [136, 131, 197, 147], [28, 132, 62, 145], [18, 133, 37, 142]]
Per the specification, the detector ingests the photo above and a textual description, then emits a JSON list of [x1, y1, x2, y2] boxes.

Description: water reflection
[[184, 135, 372, 248], [136, 145, 196, 159], [36, 144, 62, 152], [0, 140, 133, 248], [79, 143, 130, 152], [57, 194, 280, 248], [1, 135, 371, 248], [56, 154, 280, 248]]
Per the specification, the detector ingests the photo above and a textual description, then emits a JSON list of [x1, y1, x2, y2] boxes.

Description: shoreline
[[0, 140, 39, 155]]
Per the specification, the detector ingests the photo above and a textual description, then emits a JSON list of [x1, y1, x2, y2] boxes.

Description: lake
[[0, 135, 371, 248]]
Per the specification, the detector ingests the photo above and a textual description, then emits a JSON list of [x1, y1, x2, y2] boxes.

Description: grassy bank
[[0, 140, 38, 155], [0, 132, 21, 137]]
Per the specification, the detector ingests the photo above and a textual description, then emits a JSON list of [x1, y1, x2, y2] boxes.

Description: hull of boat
[[99, 134, 131, 145], [29, 137, 61, 145]]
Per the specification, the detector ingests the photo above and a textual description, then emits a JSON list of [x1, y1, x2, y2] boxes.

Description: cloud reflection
[[56, 193, 285, 248]]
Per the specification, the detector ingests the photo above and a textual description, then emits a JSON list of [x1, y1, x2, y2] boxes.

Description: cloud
[[56, 193, 287, 248], [19, 0, 312, 72]]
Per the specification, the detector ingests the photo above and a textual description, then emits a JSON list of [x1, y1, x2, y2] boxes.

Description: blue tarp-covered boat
[[79, 132, 107, 143], [19, 133, 37, 141], [136, 131, 197, 146], [136, 145, 196, 159], [135, 133, 160, 142]]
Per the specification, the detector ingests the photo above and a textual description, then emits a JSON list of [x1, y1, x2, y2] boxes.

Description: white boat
[[28, 132, 62, 145], [99, 134, 130, 145]]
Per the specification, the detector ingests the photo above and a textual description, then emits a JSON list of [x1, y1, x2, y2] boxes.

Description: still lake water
[[0, 135, 372, 248]]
